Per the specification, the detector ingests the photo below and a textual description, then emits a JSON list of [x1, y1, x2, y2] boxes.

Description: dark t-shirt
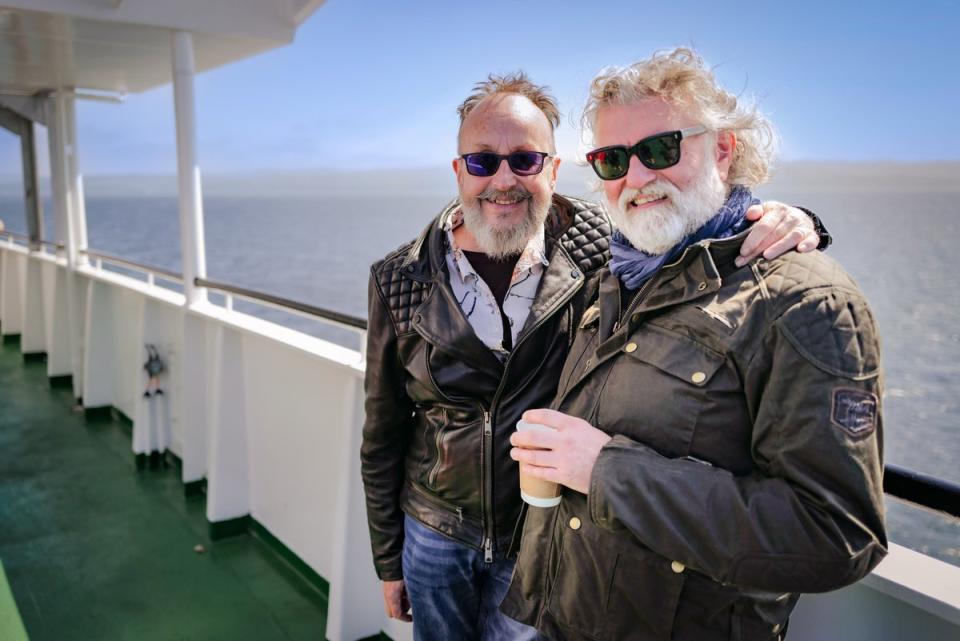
[[462, 250, 520, 350]]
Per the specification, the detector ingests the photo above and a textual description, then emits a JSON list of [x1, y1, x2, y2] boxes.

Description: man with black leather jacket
[[360, 72, 825, 641]]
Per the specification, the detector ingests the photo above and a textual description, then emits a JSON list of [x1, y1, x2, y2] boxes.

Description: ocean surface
[[1, 163, 957, 566]]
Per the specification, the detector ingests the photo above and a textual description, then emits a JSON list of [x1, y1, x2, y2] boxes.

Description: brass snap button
[[697, 282, 708, 291], [624, 342, 638, 353], [569, 517, 582, 530], [670, 560, 685, 574], [691, 371, 707, 384]]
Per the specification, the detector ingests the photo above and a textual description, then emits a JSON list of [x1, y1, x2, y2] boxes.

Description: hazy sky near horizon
[[1, 0, 958, 177]]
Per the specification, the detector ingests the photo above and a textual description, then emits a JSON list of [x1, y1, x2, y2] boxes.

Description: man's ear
[[716, 131, 736, 182], [451, 157, 460, 176], [549, 156, 561, 189]]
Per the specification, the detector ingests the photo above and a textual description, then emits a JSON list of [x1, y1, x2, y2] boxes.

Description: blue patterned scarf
[[610, 186, 758, 290]]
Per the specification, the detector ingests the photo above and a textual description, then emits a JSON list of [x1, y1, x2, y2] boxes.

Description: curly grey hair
[[583, 48, 778, 186]]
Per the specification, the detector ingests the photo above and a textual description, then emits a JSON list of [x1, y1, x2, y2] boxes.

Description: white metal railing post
[[173, 29, 212, 496], [48, 92, 77, 268], [172, 30, 208, 306], [65, 96, 89, 267], [48, 90, 85, 397]]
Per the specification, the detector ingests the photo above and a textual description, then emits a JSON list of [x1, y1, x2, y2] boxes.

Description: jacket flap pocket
[[624, 324, 726, 387]]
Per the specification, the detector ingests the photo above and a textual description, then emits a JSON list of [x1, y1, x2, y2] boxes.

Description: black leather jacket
[[360, 194, 611, 580]]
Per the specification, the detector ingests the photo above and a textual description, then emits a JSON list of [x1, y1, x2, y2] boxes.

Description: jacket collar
[[406, 195, 585, 375], [593, 229, 749, 359]]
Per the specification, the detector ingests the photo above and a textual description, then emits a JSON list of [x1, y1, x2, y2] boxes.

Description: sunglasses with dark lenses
[[586, 125, 708, 180], [461, 151, 551, 177]]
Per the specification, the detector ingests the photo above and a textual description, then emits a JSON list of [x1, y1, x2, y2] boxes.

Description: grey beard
[[460, 187, 551, 260], [606, 162, 728, 255]]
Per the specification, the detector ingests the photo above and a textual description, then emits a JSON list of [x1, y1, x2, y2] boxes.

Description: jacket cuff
[[588, 434, 637, 530], [375, 563, 404, 582], [796, 206, 832, 250]]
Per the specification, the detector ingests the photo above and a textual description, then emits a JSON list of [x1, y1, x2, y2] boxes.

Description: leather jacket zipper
[[427, 409, 447, 487], [479, 255, 585, 565], [427, 428, 445, 487], [409, 480, 464, 523], [481, 408, 493, 563]]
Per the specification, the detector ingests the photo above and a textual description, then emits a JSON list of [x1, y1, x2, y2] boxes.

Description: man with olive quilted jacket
[[505, 48, 884, 641]]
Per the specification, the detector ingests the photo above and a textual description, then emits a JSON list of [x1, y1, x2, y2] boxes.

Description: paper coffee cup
[[516, 419, 562, 508]]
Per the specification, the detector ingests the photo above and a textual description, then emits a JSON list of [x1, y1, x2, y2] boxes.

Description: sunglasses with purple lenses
[[461, 151, 550, 177]]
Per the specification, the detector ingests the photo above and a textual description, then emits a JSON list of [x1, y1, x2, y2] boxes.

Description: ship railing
[[69, 247, 367, 351], [81, 249, 183, 287], [78, 245, 960, 523], [0, 229, 64, 254], [884, 463, 959, 519], [194, 276, 367, 356]]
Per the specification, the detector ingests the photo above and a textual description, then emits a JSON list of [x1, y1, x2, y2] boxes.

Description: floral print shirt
[[443, 209, 549, 361]]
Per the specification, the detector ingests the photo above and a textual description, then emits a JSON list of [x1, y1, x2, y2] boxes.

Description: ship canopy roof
[[0, 0, 325, 121]]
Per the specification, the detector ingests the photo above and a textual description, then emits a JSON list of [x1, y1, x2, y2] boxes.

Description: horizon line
[[2, 158, 960, 182]]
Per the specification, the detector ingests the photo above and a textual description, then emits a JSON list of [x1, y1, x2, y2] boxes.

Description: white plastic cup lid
[[516, 419, 555, 432]]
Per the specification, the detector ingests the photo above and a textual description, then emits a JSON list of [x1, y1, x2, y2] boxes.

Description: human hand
[[509, 409, 612, 495], [737, 201, 819, 267], [382, 579, 412, 622]]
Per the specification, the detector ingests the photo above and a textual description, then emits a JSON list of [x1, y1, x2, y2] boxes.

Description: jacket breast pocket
[[596, 324, 726, 458], [546, 503, 686, 641]]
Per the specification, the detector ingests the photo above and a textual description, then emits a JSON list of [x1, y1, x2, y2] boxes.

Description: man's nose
[[624, 155, 657, 190], [490, 157, 519, 190]]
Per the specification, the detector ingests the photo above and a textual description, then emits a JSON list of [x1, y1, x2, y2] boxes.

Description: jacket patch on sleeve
[[831, 388, 878, 437]]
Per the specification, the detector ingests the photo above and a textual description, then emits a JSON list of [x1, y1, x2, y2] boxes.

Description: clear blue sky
[[2, 0, 958, 175]]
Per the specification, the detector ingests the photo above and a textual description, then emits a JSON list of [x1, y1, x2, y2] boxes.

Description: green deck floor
[[0, 338, 328, 641]]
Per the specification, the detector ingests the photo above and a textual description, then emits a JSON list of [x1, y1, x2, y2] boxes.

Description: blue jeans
[[402, 515, 541, 641]]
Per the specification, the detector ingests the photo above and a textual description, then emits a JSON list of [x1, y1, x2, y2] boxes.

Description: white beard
[[460, 186, 551, 260], [605, 159, 729, 256]]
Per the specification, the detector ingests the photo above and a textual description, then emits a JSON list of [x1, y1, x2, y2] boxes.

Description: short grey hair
[[583, 47, 778, 186], [457, 72, 560, 152]]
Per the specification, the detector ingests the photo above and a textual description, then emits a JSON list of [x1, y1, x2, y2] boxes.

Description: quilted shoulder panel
[[758, 251, 861, 302], [760, 251, 879, 380], [557, 196, 612, 274], [372, 242, 431, 335], [777, 287, 881, 380]]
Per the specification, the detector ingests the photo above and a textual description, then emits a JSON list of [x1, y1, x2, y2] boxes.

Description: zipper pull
[[456, 507, 464, 523], [483, 537, 493, 563], [483, 410, 492, 436]]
